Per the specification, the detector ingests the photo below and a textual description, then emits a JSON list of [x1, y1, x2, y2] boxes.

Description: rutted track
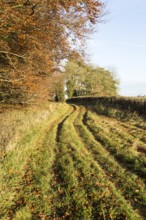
[[83, 111, 146, 180], [74, 107, 146, 219], [0, 104, 146, 219], [49, 106, 145, 219]]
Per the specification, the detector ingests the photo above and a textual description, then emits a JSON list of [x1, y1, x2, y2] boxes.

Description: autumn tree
[[0, 0, 104, 103], [65, 59, 119, 97]]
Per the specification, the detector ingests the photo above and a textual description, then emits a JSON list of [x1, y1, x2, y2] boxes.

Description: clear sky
[[87, 0, 146, 96]]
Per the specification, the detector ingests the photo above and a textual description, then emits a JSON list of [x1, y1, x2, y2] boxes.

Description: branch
[[0, 77, 25, 82], [0, 79, 15, 83], [29, 3, 39, 16], [11, 4, 24, 9], [0, 51, 26, 58], [0, 74, 25, 83], [6, 54, 17, 70]]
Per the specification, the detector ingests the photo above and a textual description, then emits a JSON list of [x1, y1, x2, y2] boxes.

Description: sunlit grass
[[0, 102, 146, 219]]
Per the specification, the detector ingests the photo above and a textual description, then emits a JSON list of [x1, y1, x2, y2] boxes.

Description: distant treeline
[[67, 96, 146, 115]]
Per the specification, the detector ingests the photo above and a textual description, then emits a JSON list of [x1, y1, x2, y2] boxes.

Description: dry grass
[[0, 102, 62, 158]]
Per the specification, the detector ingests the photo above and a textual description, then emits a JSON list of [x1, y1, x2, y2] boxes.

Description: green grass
[[74, 107, 146, 217], [0, 102, 146, 219], [0, 103, 72, 219], [84, 110, 146, 181], [56, 107, 142, 219]]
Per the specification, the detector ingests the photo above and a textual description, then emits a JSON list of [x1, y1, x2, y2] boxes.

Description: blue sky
[[87, 0, 146, 96]]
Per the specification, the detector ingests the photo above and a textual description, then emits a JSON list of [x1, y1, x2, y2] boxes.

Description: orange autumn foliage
[[0, 0, 104, 103]]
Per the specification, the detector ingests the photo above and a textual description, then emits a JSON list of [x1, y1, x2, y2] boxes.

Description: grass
[[74, 107, 146, 217], [56, 107, 142, 219], [0, 103, 72, 219], [0, 102, 146, 219], [84, 110, 146, 181], [0, 103, 60, 157]]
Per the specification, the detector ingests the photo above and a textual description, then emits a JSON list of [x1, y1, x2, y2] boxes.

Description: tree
[[65, 59, 87, 97], [54, 71, 65, 102], [65, 59, 119, 97], [0, 0, 104, 103]]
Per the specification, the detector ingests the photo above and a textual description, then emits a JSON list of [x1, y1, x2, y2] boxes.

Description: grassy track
[[84, 111, 146, 180], [0, 103, 146, 219], [74, 107, 146, 218]]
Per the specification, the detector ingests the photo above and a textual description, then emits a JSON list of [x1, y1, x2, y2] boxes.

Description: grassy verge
[[0, 103, 72, 219], [0, 103, 60, 158]]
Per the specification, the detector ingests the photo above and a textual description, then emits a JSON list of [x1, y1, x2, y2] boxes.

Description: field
[[0, 100, 146, 219]]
